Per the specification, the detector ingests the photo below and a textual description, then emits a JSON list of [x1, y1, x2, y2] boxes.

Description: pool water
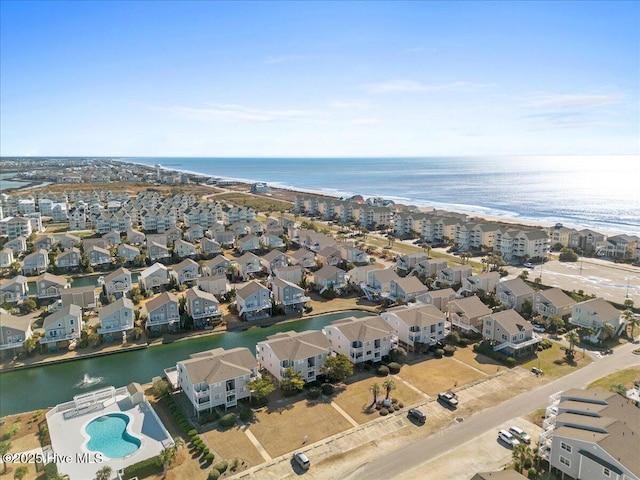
[[85, 413, 141, 458]]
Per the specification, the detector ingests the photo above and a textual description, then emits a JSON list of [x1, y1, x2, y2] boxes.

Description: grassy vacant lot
[[520, 342, 592, 379], [587, 366, 640, 391], [249, 399, 352, 458], [333, 375, 422, 424], [307, 293, 379, 316], [452, 346, 505, 375], [216, 192, 293, 213], [398, 356, 486, 396], [200, 423, 265, 467]]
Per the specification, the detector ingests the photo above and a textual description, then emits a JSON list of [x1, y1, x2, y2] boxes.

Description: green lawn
[[520, 342, 592, 379], [587, 366, 640, 391]]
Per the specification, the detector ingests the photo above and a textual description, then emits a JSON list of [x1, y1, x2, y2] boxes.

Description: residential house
[[437, 265, 473, 286], [313, 265, 346, 293], [125, 228, 146, 245], [213, 231, 236, 248], [533, 288, 576, 319], [496, 278, 534, 312], [177, 347, 259, 415], [362, 268, 400, 300], [570, 298, 621, 341], [549, 224, 579, 248], [483, 309, 541, 357], [538, 389, 639, 480], [389, 276, 429, 303], [223, 205, 256, 224], [237, 234, 261, 253], [147, 241, 170, 262], [184, 224, 205, 242], [271, 277, 310, 314], [172, 258, 200, 285], [34, 235, 54, 251], [247, 220, 264, 235], [139, 262, 170, 291], [174, 239, 198, 258], [61, 285, 99, 310], [448, 296, 492, 334], [0, 248, 14, 269], [185, 287, 222, 326], [261, 250, 288, 275], [117, 243, 140, 264], [202, 255, 231, 277], [22, 249, 49, 275], [237, 252, 261, 280], [236, 281, 271, 320], [323, 315, 395, 364], [261, 233, 285, 249], [102, 230, 121, 246], [460, 271, 500, 295], [145, 292, 180, 333], [339, 245, 369, 264], [165, 226, 182, 245], [272, 265, 304, 285], [256, 330, 331, 385], [5, 236, 27, 254], [423, 288, 457, 312], [396, 253, 428, 273], [40, 304, 82, 350], [200, 237, 221, 257], [56, 249, 80, 272], [36, 273, 70, 300], [56, 233, 80, 250], [347, 264, 380, 287], [289, 248, 316, 269], [6, 217, 32, 240], [87, 245, 111, 266], [0, 313, 33, 352], [97, 297, 135, 338], [413, 258, 448, 278], [0, 275, 28, 303], [597, 234, 639, 259], [316, 246, 342, 267], [196, 275, 230, 298], [229, 222, 250, 237], [102, 267, 132, 298], [381, 304, 445, 352], [568, 229, 605, 255]]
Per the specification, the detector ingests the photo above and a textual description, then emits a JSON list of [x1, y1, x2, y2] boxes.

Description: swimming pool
[[85, 413, 141, 459]]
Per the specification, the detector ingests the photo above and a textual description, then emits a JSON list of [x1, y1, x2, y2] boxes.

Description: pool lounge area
[[46, 384, 174, 480]]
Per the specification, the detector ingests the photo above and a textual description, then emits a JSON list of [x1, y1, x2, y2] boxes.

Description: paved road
[[343, 341, 640, 480]]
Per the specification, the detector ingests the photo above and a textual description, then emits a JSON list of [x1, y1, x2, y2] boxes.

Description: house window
[[559, 456, 570, 467], [603, 468, 610, 477], [560, 442, 572, 453]]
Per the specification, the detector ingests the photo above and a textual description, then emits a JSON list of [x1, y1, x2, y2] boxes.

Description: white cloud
[[364, 79, 492, 94], [524, 93, 623, 109], [159, 103, 325, 123]]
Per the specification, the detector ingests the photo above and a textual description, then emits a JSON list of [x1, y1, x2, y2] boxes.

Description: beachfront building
[[0, 313, 33, 353], [0, 275, 28, 304], [569, 298, 622, 341], [236, 281, 271, 321], [222, 206, 256, 225], [494, 228, 550, 263], [496, 278, 534, 312], [97, 297, 135, 339], [184, 287, 222, 326], [172, 258, 200, 285], [533, 288, 576, 319], [197, 275, 230, 298], [139, 263, 170, 291], [271, 277, 310, 314], [448, 296, 492, 334], [36, 273, 70, 300], [460, 271, 500, 296], [483, 310, 541, 357], [177, 347, 259, 414], [256, 330, 331, 385], [313, 265, 347, 294], [101, 267, 133, 299], [381, 304, 446, 352], [61, 285, 99, 310], [323, 316, 395, 365], [423, 288, 457, 313], [568, 229, 605, 255], [40, 304, 82, 350], [538, 389, 639, 480], [145, 292, 180, 333], [22, 249, 49, 275], [596, 234, 639, 259], [6, 216, 32, 240]]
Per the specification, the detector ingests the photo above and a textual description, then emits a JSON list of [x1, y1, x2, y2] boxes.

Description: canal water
[[0, 310, 370, 416]]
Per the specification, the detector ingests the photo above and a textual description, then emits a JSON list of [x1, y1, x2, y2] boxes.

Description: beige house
[[196, 275, 230, 298], [257, 330, 331, 384], [61, 285, 99, 310], [177, 347, 259, 414], [423, 288, 457, 312], [570, 298, 621, 341], [323, 316, 395, 364], [56, 247, 81, 270], [460, 271, 500, 295], [36, 272, 70, 300], [448, 295, 492, 333], [381, 304, 446, 352], [496, 278, 534, 312], [437, 265, 473, 286], [202, 255, 232, 276], [396, 253, 428, 273], [313, 265, 347, 293], [533, 288, 576, 319], [483, 309, 541, 358], [389, 276, 429, 303]]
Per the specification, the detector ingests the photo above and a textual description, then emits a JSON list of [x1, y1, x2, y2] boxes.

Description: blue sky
[[1, 1, 638, 157]]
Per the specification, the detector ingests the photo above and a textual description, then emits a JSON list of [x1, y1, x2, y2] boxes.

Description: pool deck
[[46, 387, 173, 479]]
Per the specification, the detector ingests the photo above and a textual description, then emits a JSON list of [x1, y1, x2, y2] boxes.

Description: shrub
[[187, 429, 198, 437], [205, 452, 215, 463], [379, 407, 389, 416], [388, 362, 401, 374], [459, 338, 469, 347], [321, 383, 334, 395], [524, 458, 533, 469], [213, 460, 228, 474], [434, 349, 444, 358], [308, 387, 321, 399], [505, 357, 516, 367], [446, 331, 461, 344], [377, 365, 390, 376], [398, 402, 404, 408], [443, 345, 456, 356], [202, 447, 210, 456], [190, 434, 200, 444], [239, 407, 253, 422], [123, 455, 163, 479], [220, 413, 237, 427], [208, 469, 221, 480]]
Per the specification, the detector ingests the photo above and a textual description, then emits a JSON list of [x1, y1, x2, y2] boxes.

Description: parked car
[[600, 349, 614, 355], [293, 451, 310, 470], [498, 429, 520, 448], [523, 262, 534, 269], [509, 426, 531, 444], [532, 324, 546, 333], [408, 408, 426, 423], [531, 367, 544, 376], [437, 391, 459, 407]]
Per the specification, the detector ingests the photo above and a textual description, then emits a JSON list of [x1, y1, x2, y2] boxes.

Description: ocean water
[[123, 156, 640, 236]]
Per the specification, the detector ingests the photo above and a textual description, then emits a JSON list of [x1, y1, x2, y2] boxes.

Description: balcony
[[40, 332, 80, 344]]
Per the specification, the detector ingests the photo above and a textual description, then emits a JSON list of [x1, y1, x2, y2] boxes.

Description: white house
[[102, 267, 133, 298], [236, 281, 271, 321], [22, 249, 49, 275], [40, 304, 82, 350], [323, 315, 395, 364], [460, 271, 500, 295], [483, 309, 541, 358], [570, 298, 621, 341], [0, 248, 14, 269], [139, 263, 170, 291], [389, 276, 429, 303], [172, 258, 200, 285], [256, 330, 331, 385], [174, 239, 198, 258], [177, 347, 259, 414], [381, 304, 446, 352], [196, 275, 230, 298]]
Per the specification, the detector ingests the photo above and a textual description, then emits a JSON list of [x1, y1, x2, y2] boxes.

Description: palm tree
[[157, 446, 177, 477], [565, 330, 580, 361], [13, 465, 28, 480], [623, 309, 639, 341], [370, 383, 381, 407], [382, 379, 396, 400], [174, 437, 185, 450], [95, 466, 113, 480], [602, 322, 616, 341], [0, 441, 11, 473], [512, 443, 532, 473]]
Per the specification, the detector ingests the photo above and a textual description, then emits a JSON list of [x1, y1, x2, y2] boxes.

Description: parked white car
[[498, 429, 520, 448]]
